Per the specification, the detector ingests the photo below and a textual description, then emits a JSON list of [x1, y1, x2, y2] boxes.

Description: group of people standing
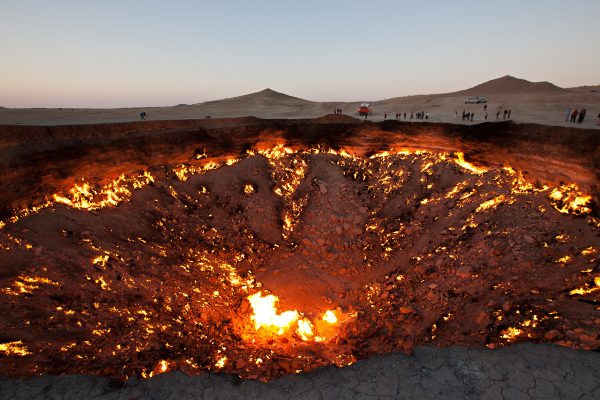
[[333, 108, 343, 115], [497, 109, 512, 120], [387, 111, 429, 120], [461, 110, 475, 121], [455, 106, 512, 123], [566, 108, 587, 124]]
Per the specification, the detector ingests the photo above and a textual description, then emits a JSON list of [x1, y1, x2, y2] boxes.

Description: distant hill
[[195, 88, 313, 108], [457, 75, 566, 95]]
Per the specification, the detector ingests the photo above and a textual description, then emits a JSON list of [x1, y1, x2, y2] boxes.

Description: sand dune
[[0, 76, 598, 127], [458, 75, 566, 95]]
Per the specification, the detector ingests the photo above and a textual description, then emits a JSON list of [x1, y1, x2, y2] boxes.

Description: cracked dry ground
[[2, 344, 600, 399], [0, 149, 599, 386]]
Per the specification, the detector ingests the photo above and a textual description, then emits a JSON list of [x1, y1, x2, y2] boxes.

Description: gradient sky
[[1, 0, 599, 108]]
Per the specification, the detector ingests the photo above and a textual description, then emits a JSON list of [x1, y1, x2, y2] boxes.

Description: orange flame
[[247, 291, 299, 334]]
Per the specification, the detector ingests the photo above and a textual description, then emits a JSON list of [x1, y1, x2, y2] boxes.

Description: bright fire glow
[[454, 152, 488, 174], [248, 291, 299, 334], [569, 277, 600, 296], [296, 319, 314, 341], [214, 356, 227, 369], [2, 275, 59, 296], [500, 327, 523, 341], [53, 171, 154, 210], [322, 310, 338, 324], [0, 341, 31, 356], [549, 184, 592, 215]]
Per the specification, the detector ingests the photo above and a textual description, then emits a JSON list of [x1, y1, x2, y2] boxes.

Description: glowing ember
[[581, 247, 597, 256], [214, 356, 227, 369], [2, 275, 59, 296], [500, 327, 523, 341], [475, 195, 507, 212], [569, 277, 600, 296], [158, 359, 169, 373], [244, 183, 255, 194]]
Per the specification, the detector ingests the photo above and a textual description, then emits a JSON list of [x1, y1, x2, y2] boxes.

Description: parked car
[[465, 96, 488, 104], [357, 103, 372, 116]]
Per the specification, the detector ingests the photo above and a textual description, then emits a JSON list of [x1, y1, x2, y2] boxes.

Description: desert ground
[[1, 75, 599, 128], [1, 76, 599, 399]]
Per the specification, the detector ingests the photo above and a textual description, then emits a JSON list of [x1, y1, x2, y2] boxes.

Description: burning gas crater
[[0, 145, 599, 381]]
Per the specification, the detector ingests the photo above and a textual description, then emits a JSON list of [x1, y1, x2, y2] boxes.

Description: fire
[[549, 184, 592, 215], [52, 171, 154, 210], [322, 310, 338, 324], [257, 144, 295, 159], [246, 293, 341, 342], [248, 291, 299, 334], [296, 319, 314, 341], [158, 359, 168, 373], [2, 275, 59, 296], [581, 247, 597, 256], [0, 341, 31, 356], [500, 327, 523, 341], [173, 161, 221, 182], [569, 277, 600, 296], [454, 152, 488, 174], [244, 184, 255, 194], [475, 195, 507, 212], [214, 356, 227, 369]]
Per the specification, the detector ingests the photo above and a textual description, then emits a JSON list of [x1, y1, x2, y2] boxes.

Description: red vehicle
[[357, 103, 371, 116]]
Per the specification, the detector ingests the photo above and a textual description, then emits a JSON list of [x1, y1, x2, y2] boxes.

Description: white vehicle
[[465, 96, 488, 104]]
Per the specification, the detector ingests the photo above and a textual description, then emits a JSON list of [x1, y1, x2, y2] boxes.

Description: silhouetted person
[[496, 111, 500, 120], [578, 108, 586, 124], [404, 112, 407, 119], [484, 104, 487, 111], [485, 112, 488, 120], [425, 112, 429, 119], [470, 113, 474, 122], [140, 111, 146, 120], [507, 109, 511, 119], [384, 113, 387, 120], [570, 109, 578, 123]]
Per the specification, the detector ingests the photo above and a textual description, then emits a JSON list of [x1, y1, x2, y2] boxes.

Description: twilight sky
[[1, 0, 599, 108]]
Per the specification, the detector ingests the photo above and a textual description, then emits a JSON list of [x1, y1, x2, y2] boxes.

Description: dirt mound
[[460, 75, 566, 95]]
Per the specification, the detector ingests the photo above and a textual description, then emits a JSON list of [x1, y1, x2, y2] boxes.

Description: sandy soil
[[1, 76, 599, 128]]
